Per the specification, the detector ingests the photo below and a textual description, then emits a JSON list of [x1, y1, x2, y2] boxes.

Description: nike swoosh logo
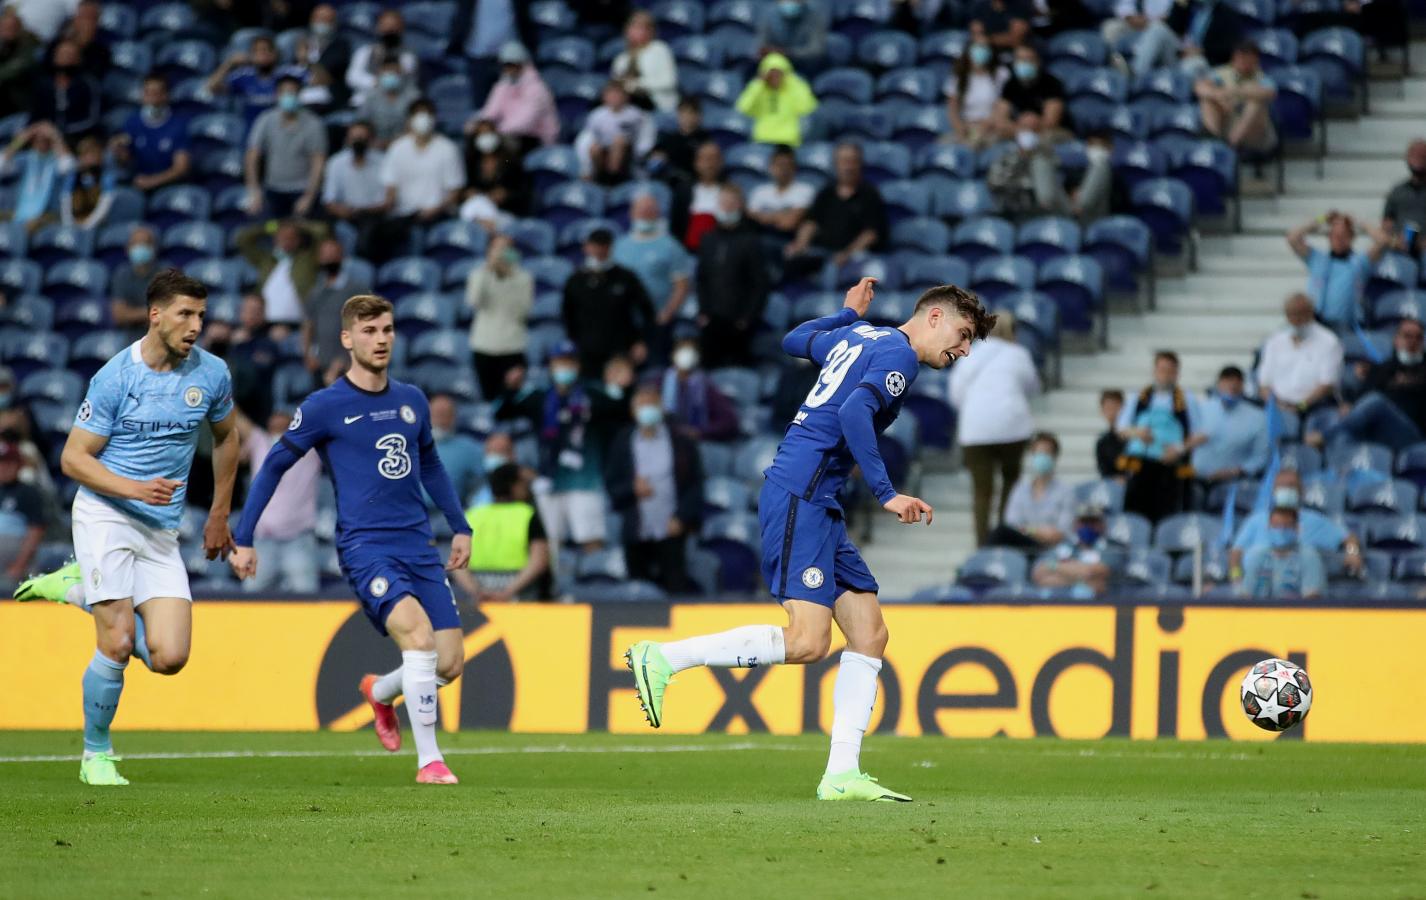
[[344, 415, 364, 424], [832, 786, 846, 794]]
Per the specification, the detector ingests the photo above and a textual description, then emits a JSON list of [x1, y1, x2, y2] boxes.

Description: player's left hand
[[203, 516, 236, 560], [446, 533, 472, 572], [229, 546, 257, 580]]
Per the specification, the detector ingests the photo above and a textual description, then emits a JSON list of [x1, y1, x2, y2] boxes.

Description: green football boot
[[15, 561, 81, 605], [816, 770, 912, 802], [79, 752, 129, 786], [625, 640, 674, 729]]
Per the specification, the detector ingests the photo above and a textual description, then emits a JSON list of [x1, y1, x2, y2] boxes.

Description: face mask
[[1268, 526, 1296, 550], [379, 72, 402, 91], [483, 453, 509, 473], [381, 31, 402, 49], [584, 255, 609, 272], [1398, 349, 1424, 365], [1085, 143, 1111, 164], [312, 21, 334, 38], [635, 405, 664, 428], [1219, 392, 1240, 410], [321, 260, 342, 277], [1075, 525, 1102, 546], [672, 346, 700, 371], [714, 207, 741, 226], [475, 132, 500, 154], [604, 383, 624, 400], [1272, 487, 1300, 509], [410, 111, 434, 135], [141, 104, 164, 121], [778, 0, 803, 15], [1028, 451, 1054, 476], [1013, 60, 1038, 82], [278, 93, 301, 113], [273, 247, 290, 262], [128, 243, 154, 265], [350, 138, 369, 156], [552, 367, 578, 388], [969, 45, 992, 67], [633, 219, 659, 235], [1290, 323, 1309, 340], [1015, 130, 1039, 152], [431, 427, 451, 442]]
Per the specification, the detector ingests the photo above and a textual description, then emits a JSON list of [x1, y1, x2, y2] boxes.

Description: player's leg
[[130, 526, 194, 675], [80, 598, 135, 785], [383, 595, 457, 783]]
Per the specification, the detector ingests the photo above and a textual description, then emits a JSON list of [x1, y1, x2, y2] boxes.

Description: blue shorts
[[339, 542, 460, 635], [758, 482, 878, 608]]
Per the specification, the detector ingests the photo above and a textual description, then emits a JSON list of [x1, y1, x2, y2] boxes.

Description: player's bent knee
[[148, 648, 189, 675], [437, 658, 463, 684], [784, 632, 831, 665], [96, 629, 134, 662]]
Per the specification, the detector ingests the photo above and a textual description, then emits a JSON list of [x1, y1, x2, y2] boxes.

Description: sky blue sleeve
[[207, 363, 235, 423], [1245, 410, 1270, 475], [837, 383, 897, 505], [74, 367, 122, 437], [782, 307, 857, 362], [416, 396, 472, 536]]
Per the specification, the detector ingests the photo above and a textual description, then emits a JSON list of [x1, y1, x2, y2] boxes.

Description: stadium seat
[[1204, 479, 1261, 515], [540, 181, 607, 229], [523, 257, 574, 295], [44, 260, 109, 302], [949, 217, 1015, 266], [876, 67, 939, 104], [702, 107, 752, 148], [204, 292, 241, 325], [900, 255, 969, 292], [504, 219, 557, 259], [917, 29, 967, 65], [375, 257, 441, 300], [813, 68, 874, 104], [1111, 140, 1169, 193], [1365, 514, 1426, 551], [1, 294, 53, 331], [956, 548, 1029, 590], [702, 475, 753, 518], [1326, 442, 1393, 476], [857, 30, 917, 70], [0, 220, 26, 258], [1270, 66, 1323, 149], [900, 375, 956, 450], [154, 40, 217, 81], [1153, 513, 1222, 554], [1299, 27, 1364, 105], [914, 143, 975, 178], [700, 512, 761, 593], [1146, 103, 1202, 141], [2, 331, 68, 380], [1253, 28, 1299, 69], [407, 329, 467, 368], [556, 218, 618, 261], [160, 222, 224, 267], [18, 368, 84, 407], [54, 298, 110, 339], [1015, 217, 1082, 265], [1129, 178, 1194, 257], [878, 180, 932, 225], [68, 330, 128, 379], [1392, 549, 1426, 583], [1346, 478, 1420, 516], [140, 3, 199, 35], [1121, 548, 1172, 587], [537, 36, 596, 73], [1037, 255, 1105, 336], [0, 258, 39, 297], [1047, 30, 1108, 67], [1369, 289, 1425, 329], [931, 179, 995, 222], [1105, 512, 1152, 549], [889, 104, 948, 149], [29, 225, 96, 267], [1170, 545, 1232, 585], [1367, 254, 1420, 303], [1132, 68, 1193, 103], [1300, 474, 1345, 515], [1072, 478, 1126, 514], [970, 255, 1036, 302], [890, 218, 950, 255], [523, 145, 581, 194], [394, 293, 458, 338], [1167, 139, 1238, 219], [670, 34, 724, 74], [147, 185, 212, 229], [423, 220, 488, 267], [1276, 441, 1323, 477]]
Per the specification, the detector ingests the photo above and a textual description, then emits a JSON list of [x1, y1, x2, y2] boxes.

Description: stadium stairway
[[865, 41, 1426, 598]]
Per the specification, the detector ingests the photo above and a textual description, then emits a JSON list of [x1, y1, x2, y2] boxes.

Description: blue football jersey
[[764, 307, 919, 510], [74, 342, 234, 530], [256, 376, 470, 551]]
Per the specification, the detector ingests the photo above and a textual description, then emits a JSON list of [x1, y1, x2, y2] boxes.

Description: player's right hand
[[228, 546, 257, 580], [132, 477, 184, 506], [843, 276, 877, 318], [883, 493, 934, 526]]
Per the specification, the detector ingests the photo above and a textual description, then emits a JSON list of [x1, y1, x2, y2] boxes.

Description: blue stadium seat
[[0, 258, 37, 298], [107, 187, 144, 225], [525, 256, 574, 294], [1393, 549, 1426, 583], [1299, 27, 1363, 104], [441, 259, 476, 291], [859, 31, 917, 71], [1084, 216, 1152, 297], [337, 1, 382, 33], [1121, 548, 1172, 587], [1111, 140, 1169, 192], [899, 254, 968, 291], [670, 34, 724, 73], [1, 294, 52, 331], [29, 225, 95, 267], [723, 143, 772, 182], [956, 548, 1029, 590], [998, 290, 1061, 348], [703, 107, 752, 148], [813, 68, 874, 104], [860, 141, 911, 184], [185, 258, 245, 295], [69, 330, 128, 379], [1369, 289, 1424, 329], [1366, 514, 1426, 551], [168, 76, 214, 118], [147, 185, 211, 229], [932, 179, 995, 221], [912, 144, 973, 179], [95, 222, 147, 268], [1037, 255, 1105, 334], [140, 2, 199, 34], [917, 29, 968, 65], [888, 104, 947, 149], [394, 293, 457, 337], [1277, 441, 1323, 476], [44, 260, 109, 302], [1129, 178, 1194, 256], [1253, 28, 1299, 68], [108, 42, 151, 78], [709, 0, 760, 32], [1300, 474, 1345, 515], [971, 255, 1035, 301], [949, 216, 1014, 265], [1326, 441, 1393, 475], [900, 374, 955, 449], [1132, 68, 1193, 103], [375, 257, 441, 300], [508, 218, 559, 258], [160, 222, 224, 266], [204, 292, 241, 325], [876, 67, 939, 104], [98, 4, 137, 39], [1393, 441, 1426, 490], [889, 217, 950, 255], [696, 70, 743, 108], [1015, 217, 1082, 265], [55, 297, 110, 339], [155, 40, 217, 81], [524, 322, 570, 367], [795, 142, 836, 181], [1153, 512, 1222, 554], [1145, 102, 1201, 140], [1167, 139, 1238, 219], [2, 331, 68, 379], [1366, 254, 1420, 303], [423, 220, 488, 267], [1105, 512, 1152, 548], [652, 0, 705, 38], [702, 475, 753, 517], [1346, 478, 1420, 516], [700, 512, 761, 592], [540, 182, 607, 229], [537, 36, 596, 73], [547, 72, 601, 133], [1270, 66, 1322, 145], [407, 329, 467, 367], [1170, 545, 1231, 584], [404, 0, 458, 38], [1067, 68, 1129, 105], [18, 368, 84, 407], [0, 220, 26, 258], [1204, 479, 1260, 514], [837, 105, 892, 142], [1047, 30, 1108, 67], [1072, 478, 1126, 513], [197, 147, 244, 193]]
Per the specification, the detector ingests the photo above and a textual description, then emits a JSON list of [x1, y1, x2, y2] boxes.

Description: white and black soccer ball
[[1240, 658, 1313, 732]]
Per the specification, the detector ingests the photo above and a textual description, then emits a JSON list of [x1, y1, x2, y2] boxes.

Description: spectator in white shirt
[[1256, 292, 1344, 430], [321, 120, 385, 260], [375, 97, 465, 260], [747, 144, 816, 237], [989, 431, 1075, 550], [574, 80, 655, 185], [949, 313, 1042, 545], [611, 10, 679, 112], [945, 28, 1009, 148], [238, 410, 321, 594], [1102, 0, 1181, 79], [345, 8, 419, 107]]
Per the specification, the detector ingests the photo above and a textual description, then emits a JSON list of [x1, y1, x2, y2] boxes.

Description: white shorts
[[535, 488, 607, 546], [71, 491, 192, 608]]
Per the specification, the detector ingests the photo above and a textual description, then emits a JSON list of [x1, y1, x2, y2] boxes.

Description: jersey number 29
[[803, 340, 863, 409], [376, 434, 412, 480]]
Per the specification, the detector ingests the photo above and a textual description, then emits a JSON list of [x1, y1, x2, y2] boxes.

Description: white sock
[[660, 625, 786, 672], [372, 667, 403, 704], [825, 651, 882, 775], [401, 650, 441, 768]]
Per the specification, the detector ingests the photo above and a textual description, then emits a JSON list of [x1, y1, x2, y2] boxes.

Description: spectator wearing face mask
[[109, 225, 158, 340], [1382, 140, 1426, 257], [375, 98, 466, 260], [988, 431, 1074, 550], [574, 80, 655, 186], [1238, 506, 1325, 600], [244, 75, 328, 218], [467, 431, 519, 510], [1191, 366, 1269, 496], [493, 343, 625, 553], [945, 30, 1008, 148], [992, 44, 1067, 139], [58, 134, 114, 229], [735, 52, 818, 148], [660, 336, 741, 443], [321, 120, 386, 260], [452, 463, 552, 603], [466, 233, 534, 400], [1095, 389, 1127, 480], [1256, 293, 1343, 428], [32, 39, 100, 139], [747, 144, 815, 238], [207, 35, 307, 128], [613, 193, 693, 335], [757, 0, 829, 74], [697, 183, 771, 369], [427, 393, 484, 509], [358, 58, 420, 147], [475, 42, 559, 152], [114, 75, 191, 193], [346, 9, 419, 107], [1031, 503, 1123, 599], [1286, 211, 1391, 330], [561, 227, 656, 377], [461, 121, 532, 221], [236, 217, 329, 336], [297, 4, 352, 108], [605, 383, 705, 593], [611, 10, 678, 112], [1115, 350, 1206, 524], [0, 436, 49, 586], [1308, 318, 1426, 455], [1228, 469, 1362, 580], [0, 121, 73, 231], [303, 238, 371, 384], [647, 95, 707, 186], [987, 116, 1111, 221]]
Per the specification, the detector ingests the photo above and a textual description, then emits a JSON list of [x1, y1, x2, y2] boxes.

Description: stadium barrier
[[3, 601, 1423, 742]]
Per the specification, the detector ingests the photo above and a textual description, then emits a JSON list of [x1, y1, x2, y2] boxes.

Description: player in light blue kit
[[627, 278, 995, 801], [15, 269, 241, 786], [229, 294, 473, 785]]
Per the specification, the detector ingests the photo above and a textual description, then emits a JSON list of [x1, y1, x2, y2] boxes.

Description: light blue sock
[[131, 612, 153, 671], [82, 651, 126, 754]]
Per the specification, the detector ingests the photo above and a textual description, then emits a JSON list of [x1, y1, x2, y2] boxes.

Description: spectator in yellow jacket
[[735, 52, 818, 147]]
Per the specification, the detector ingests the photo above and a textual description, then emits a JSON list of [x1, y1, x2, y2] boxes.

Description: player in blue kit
[[15, 269, 241, 786], [627, 278, 995, 801], [229, 294, 472, 785]]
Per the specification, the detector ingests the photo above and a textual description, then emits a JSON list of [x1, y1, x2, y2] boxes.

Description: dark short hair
[[585, 227, 614, 246], [911, 284, 997, 340], [1234, 39, 1260, 56], [1269, 505, 1299, 523], [341, 294, 394, 329], [1154, 350, 1180, 367], [146, 268, 208, 308], [1031, 430, 1060, 456], [1218, 365, 1245, 381], [488, 463, 522, 501], [142, 73, 168, 89], [277, 73, 303, 91], [770, 143, 796, 160], [250, 34, 275, 50], [349, 118, 374, 134], [676, 94, 701, 112], [1100, 388, 1124, 404], [407, 96, 433, 117]]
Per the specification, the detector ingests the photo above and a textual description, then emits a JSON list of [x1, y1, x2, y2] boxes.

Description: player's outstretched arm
[[780, 277, 879, 360], [61, 429, 183, 505], [204, 411, 240, 560]]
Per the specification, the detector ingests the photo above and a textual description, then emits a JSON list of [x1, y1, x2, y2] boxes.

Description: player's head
[[903, 284, 997, 369], [146, 268, 209, 360], [340, 294, 395, 374]]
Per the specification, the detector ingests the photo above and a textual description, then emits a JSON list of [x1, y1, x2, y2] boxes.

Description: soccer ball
[[1240, 658, 1313, 732]]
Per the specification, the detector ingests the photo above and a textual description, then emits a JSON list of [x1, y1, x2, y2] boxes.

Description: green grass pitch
[[1, 731, 1424, 899]]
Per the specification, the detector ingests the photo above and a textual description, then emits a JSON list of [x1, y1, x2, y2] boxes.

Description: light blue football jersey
[[73, 342, 234, 530]]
